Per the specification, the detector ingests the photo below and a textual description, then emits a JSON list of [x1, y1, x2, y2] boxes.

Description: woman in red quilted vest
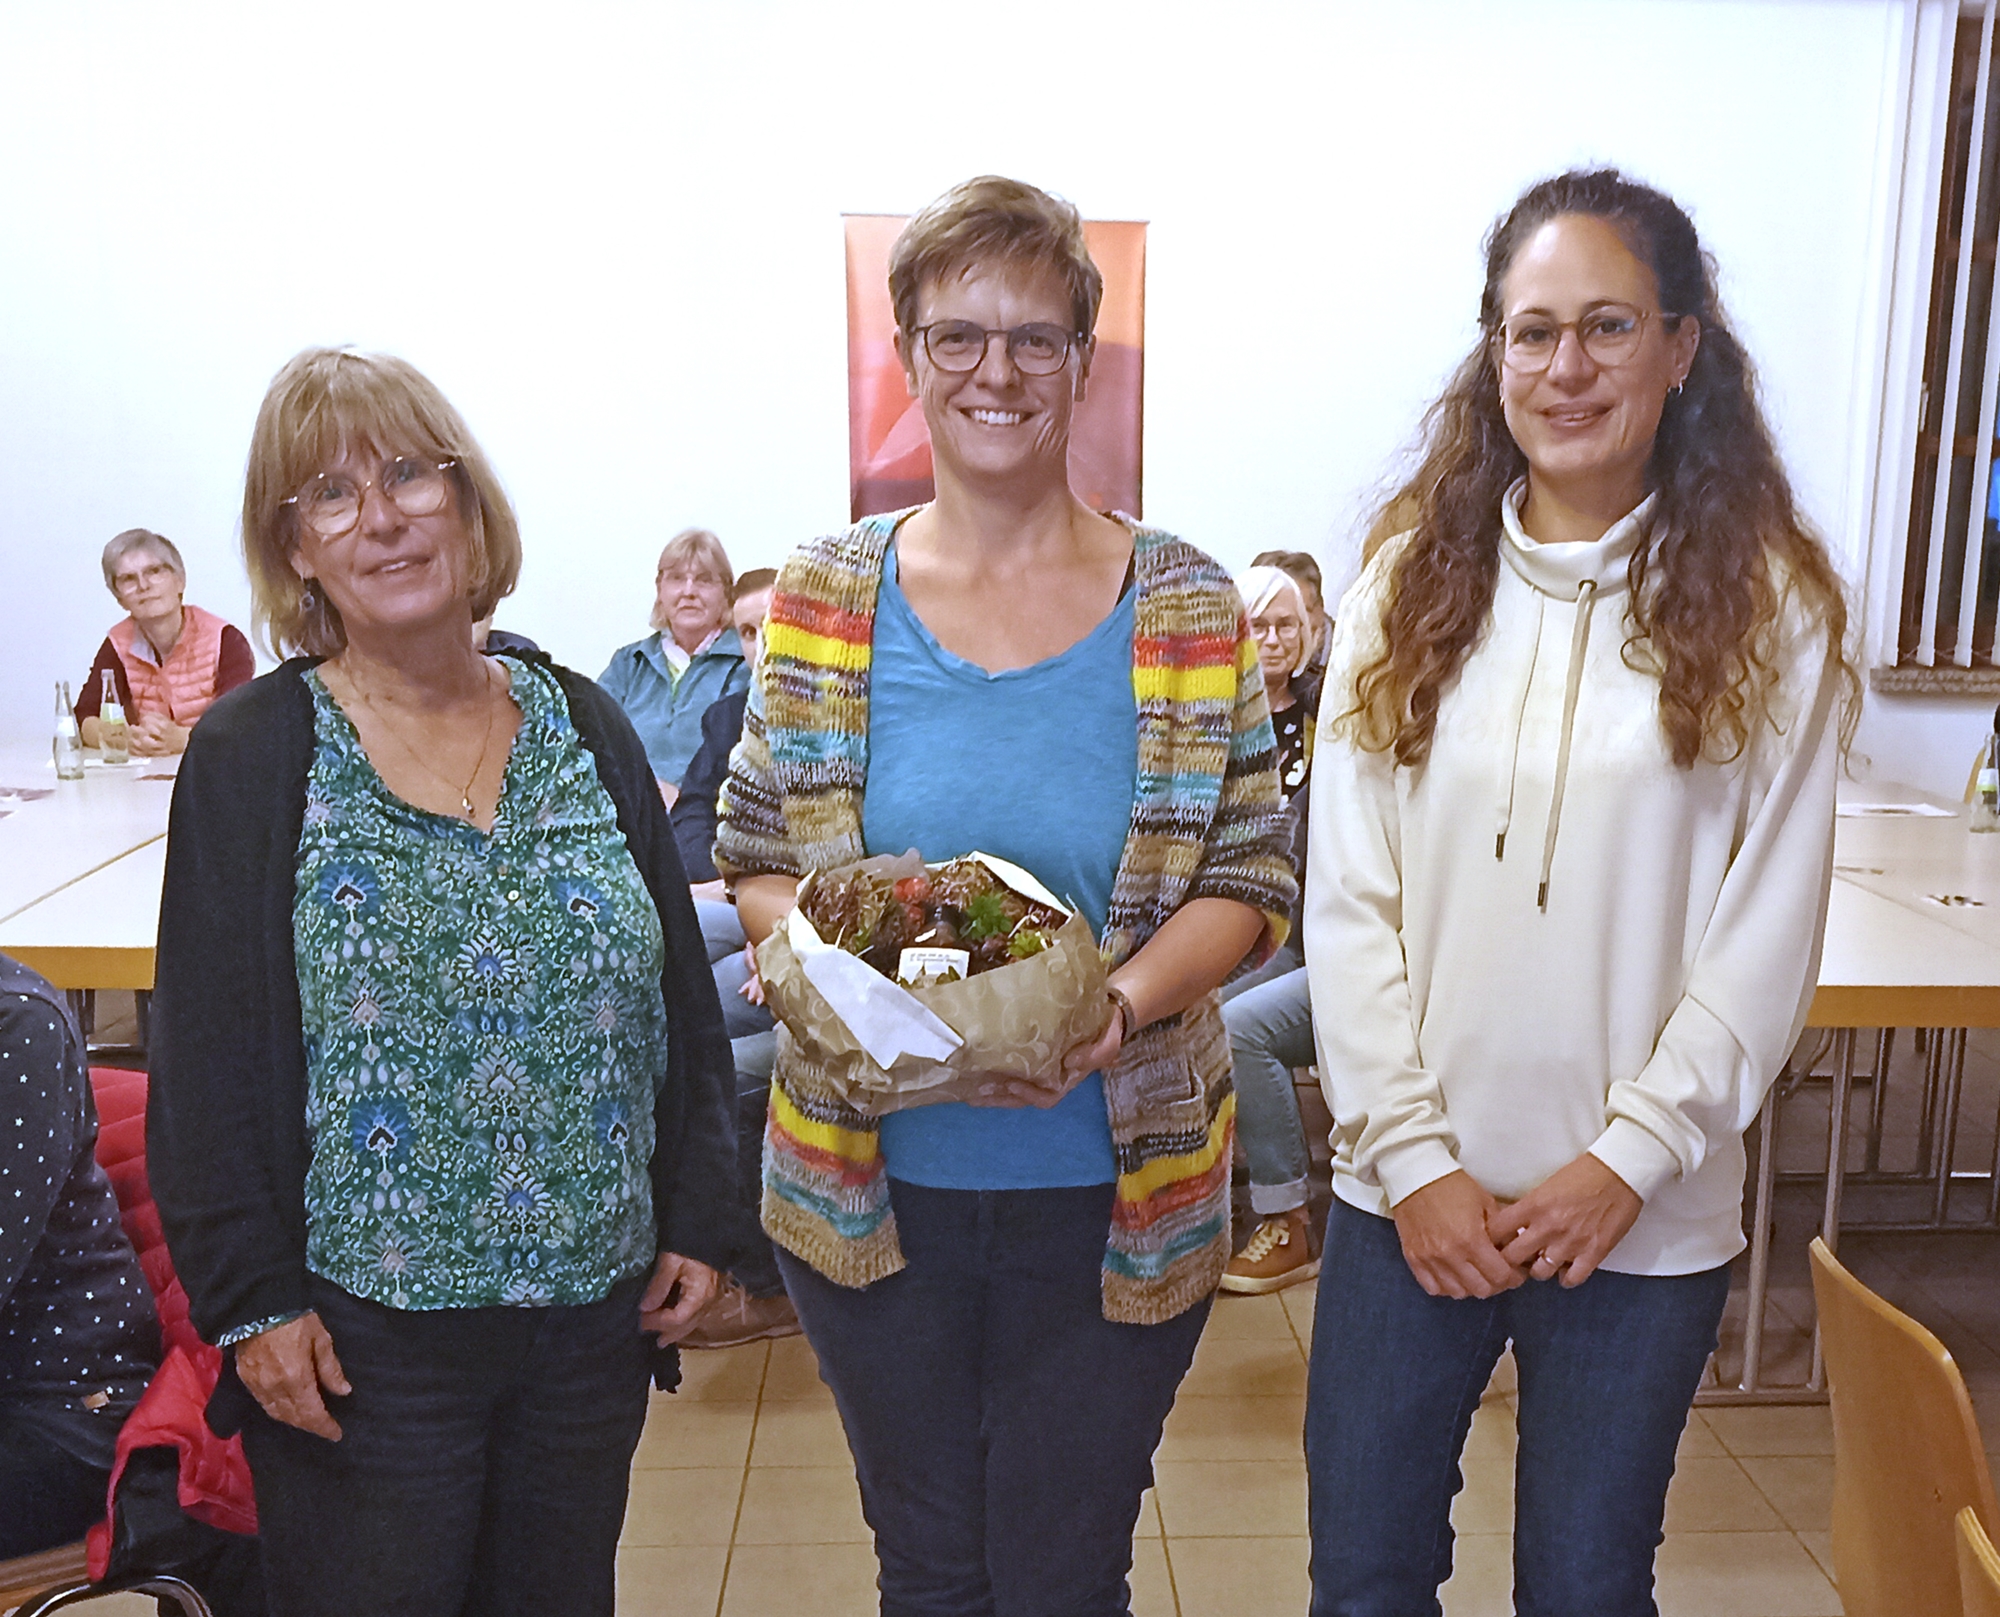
[[76, 529, 253, 755]]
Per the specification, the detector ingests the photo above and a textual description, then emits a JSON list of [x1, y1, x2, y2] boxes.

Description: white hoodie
[[1305, 486, 1840, 1275]]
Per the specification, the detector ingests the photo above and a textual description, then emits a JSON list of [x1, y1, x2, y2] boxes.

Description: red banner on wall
[[844, 215, 1146, 522]]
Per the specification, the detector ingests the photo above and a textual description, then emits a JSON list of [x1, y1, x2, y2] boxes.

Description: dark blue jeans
[[777, 1181, 1210, 1617], [239, 1274, 651, 1617], [1306, 1198, 1729, 1617]]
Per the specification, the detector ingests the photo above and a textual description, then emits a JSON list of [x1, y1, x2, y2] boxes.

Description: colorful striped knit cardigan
[[714, 512, 1298, 1324]]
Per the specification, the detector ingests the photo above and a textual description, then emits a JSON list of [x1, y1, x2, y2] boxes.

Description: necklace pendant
[[461, 794, 476, 820]]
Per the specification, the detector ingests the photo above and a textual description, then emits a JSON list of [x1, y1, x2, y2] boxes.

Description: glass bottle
[[1975, 704, 2000, 833], [52, 681, 84, 780], [96, 668, 130, 765]]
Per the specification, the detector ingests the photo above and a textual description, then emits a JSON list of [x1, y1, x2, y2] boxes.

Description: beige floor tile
[[1675, 1410, 1728, 1458], [761, 1333, 835, 1401], [1153, 1459, 1307, 1538], [1440, 1532, 1513, 1617], [1482, 1350, 1517, 1402], [1461, 1401, 1517, 1466], [621, 1467, 743, 1547], [1137, 1486, 1164, 1539], [1165, 1533, 1310, 1616], [734, 1465, 871, 1544], [1158, 1395, 1306, 1463], [1797, 1528, 1836, 1581], [1699, 1402, 1835, 1457], [1203, 1291, 1302, 1340], [632, 1400, 757, 1470], [1663, 1456, 1782, 1533], [1653, 1530, 1840, 1615], [1739, 1454, 1835, 1533], [719, 1542, 879, 1617], [672, 1342, 769, 1402], [1178, 1334, 1308, 1398], [749, 1400, 854, 1468], [64, 1600, 153, 1617], [615, 1544, 729, 1616], [1449, 1457, 1514, 1536], [1130, 1535, 1179, 1617], [1278, 1282, 1317, 1346]]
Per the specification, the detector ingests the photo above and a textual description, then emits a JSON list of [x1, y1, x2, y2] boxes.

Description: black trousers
[[0, 1421, 108, 1555], [239, 1275, 650, 1617], [778, 1181, 1211, 1617]]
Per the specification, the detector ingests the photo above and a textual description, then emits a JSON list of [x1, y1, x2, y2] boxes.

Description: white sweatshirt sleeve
[[1303, 569, 1465, 1208], [1589, 621, 1842, 1201]]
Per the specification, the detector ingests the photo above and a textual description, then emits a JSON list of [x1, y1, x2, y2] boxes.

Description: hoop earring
[[1670, 381, 1686, 397], [300, 580, 320, 612]]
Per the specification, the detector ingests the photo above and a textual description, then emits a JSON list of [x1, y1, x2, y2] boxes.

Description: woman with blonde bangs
[[1303, 170, 1854, 1614], [148, 347, 744, 1615]]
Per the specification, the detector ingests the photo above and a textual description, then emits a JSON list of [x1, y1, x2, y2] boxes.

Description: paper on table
[[784, 907, 963, 1069], [1838, 801, 1957, 819]]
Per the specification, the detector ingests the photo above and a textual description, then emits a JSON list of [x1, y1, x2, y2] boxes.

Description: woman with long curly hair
[[1302, 169, 1853, 1614]]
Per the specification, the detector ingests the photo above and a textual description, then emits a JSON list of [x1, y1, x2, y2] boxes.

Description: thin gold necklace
[[334, 657, 501, 822]]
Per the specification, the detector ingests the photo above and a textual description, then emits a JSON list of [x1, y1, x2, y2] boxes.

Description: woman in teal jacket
[[598, 527, 749, 797]]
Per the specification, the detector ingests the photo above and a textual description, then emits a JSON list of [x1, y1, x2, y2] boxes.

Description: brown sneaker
[[681, 1280, 802, 1349], [1219, 1208, 1319, 1295]]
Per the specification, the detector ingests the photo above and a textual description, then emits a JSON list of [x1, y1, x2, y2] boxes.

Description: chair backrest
[[1962, 1508, 2000, 1617], [1809, 1238, 2000, 1617]]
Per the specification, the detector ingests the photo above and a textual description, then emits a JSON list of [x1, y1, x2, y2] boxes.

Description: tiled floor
[[609, 1285, 1850, 1617]]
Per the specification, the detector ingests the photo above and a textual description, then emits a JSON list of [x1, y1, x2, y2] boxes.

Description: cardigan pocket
[[1105, 1020, 1209, 1138]]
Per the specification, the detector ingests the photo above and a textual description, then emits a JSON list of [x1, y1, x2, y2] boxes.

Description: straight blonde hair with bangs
[[241, 347, 522, 658]]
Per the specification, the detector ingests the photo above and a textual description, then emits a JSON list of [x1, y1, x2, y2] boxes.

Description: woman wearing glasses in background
[[1303, 169, 1854, 1614], [716, 176, 1295, 1614], [598, 527, 750, 803], [74, 528, 254, 754], [147, 347, 745, 1615]]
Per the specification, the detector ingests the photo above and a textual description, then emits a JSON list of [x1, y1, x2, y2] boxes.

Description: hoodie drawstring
[[1494, 594, 1545, 862], [1538, 579, 1597, 911]]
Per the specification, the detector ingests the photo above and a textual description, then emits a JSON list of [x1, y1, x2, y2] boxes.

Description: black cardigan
[[148, 655, 750, 1357], [668, 689, 747, 884]]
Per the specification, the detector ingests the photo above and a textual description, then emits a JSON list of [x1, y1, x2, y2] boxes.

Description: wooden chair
[[1809, 1237, 2000, 1616], [0, 1545, 89, 1615], [1962, 1508, 2000, 1617]]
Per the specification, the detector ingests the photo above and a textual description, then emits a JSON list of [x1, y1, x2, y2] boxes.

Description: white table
[[0, 837, 165, 990], [0, 743, 175, 927]]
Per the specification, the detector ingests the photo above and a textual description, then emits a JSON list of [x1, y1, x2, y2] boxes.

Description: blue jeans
[[777, 1181, 1209, 1617], [1221, 966, 1314, 1215], [1306, 1199, 1729, 1617], [733, 1030, 783, 1296], [697, 898, 775, 1040]]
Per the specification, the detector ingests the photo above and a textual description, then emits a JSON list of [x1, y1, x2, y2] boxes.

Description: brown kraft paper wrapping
[[755, 898, 1111, 1115]]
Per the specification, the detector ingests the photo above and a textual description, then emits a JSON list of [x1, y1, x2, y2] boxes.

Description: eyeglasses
[[658, 569, 728, 590], [284, 456, 458, 539], [913, 321, 1082, 376], [1251, 617, 1305, 642], [111, 561, 178, 595], [1495, 303, 1675, 375]]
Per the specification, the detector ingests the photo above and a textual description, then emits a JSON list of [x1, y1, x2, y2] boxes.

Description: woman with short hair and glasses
[[715, 174, 1295, 1614], [1304, 169, 1855, 1614], [75, 528, 253, 755], [598, 527, 750, 800], [147, 346, 745, 1616]]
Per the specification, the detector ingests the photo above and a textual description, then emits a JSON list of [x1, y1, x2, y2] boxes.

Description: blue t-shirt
[[865, 543, 1136, 1189]]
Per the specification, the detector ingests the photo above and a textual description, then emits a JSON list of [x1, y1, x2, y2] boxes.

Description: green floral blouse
[[294, 659, 667, 1310]]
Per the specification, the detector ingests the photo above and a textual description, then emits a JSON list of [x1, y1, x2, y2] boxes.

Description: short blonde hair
[[102, 529, 185, 593], [888, 176, 1103, 343], [1237, 565, 1314, 678], [241, 348, 521, 658], [648, 528, 734, 632]]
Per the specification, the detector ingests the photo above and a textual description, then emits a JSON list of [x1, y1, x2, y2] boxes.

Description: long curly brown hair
[[1347, 169, 1855, 769]]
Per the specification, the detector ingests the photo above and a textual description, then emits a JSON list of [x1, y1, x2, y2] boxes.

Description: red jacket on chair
[[86, 1067, 256, 1578]]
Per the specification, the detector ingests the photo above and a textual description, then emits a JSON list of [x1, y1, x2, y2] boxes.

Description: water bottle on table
[[96, 669, 130, 765], [52, 681, 84, 780]]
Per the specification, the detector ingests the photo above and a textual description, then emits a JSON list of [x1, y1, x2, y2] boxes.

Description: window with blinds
[[1903, 3, 2000, 670]]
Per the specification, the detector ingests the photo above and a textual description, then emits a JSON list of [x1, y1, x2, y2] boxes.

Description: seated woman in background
[[77, 528, 253, 754], [598, 528, 750, 800], [1238, 562, 1319, 801], [0, 951, 159, 1555]]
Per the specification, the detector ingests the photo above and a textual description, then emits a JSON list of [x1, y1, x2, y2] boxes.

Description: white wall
[[0, 1, 1938, 769]]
